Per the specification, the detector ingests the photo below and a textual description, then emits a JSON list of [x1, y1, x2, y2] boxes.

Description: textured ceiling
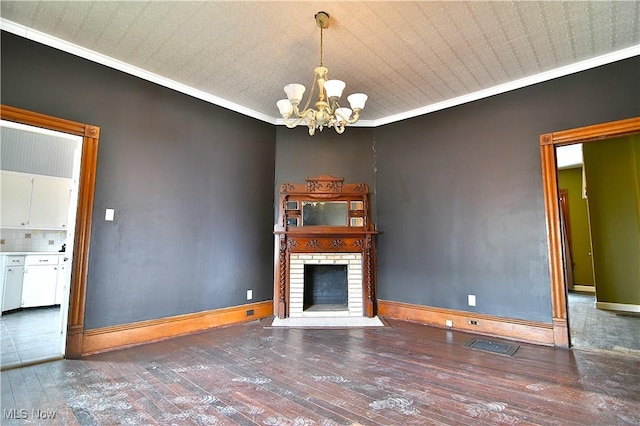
[[1, 1, 639, 125]]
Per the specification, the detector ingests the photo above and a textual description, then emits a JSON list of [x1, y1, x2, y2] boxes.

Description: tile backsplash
[[0, 229, 67, 252]]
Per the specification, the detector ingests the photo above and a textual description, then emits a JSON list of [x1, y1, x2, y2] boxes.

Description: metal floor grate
[[464, 339, 520, 357]]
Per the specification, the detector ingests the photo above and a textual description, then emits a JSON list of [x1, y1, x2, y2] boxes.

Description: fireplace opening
[[303, 264, 348, 311]]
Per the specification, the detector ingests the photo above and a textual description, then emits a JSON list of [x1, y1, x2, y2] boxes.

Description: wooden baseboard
[[80, 301, 273, 356], [378, 300, 554, 346], [552, 317, 569, 348], [595, 301, 640, 313], [572, 285, 596, 293]]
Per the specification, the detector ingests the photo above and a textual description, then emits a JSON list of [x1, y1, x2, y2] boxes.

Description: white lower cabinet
[[1, 254, 66, 311], [2, 256, 25, 312], [55, 258, 69, 305], [22, 255, 59, 308]]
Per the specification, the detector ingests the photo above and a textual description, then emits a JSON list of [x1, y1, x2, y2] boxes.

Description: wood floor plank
[[31, 362, 80, 425], [102, 348, 213, 425], [1, 317, 639, 425], [257, 330, 494, 425], [292, 332, 524, 424], [172, 339, 371, 425], [194, 329, 428, 425]]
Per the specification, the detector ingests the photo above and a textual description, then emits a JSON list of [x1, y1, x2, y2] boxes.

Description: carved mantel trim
[[273, 175, 378, 319], [280, 174, 369, 199]]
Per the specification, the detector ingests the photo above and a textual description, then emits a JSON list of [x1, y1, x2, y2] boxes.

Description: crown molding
[[3, 19, 639, 129], [373, 44, 640, 127], [1, 19, 277, 125]]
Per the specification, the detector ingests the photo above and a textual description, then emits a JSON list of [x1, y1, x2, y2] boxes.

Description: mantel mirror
[[276, 175, 371, 231], [285, 200, 366, 228], [302, 201, 347, 226]]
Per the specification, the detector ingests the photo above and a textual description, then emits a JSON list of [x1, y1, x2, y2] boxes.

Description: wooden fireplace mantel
[[273, 175, 378, 318]]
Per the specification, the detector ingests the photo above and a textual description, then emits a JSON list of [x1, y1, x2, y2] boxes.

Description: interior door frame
[[1, 104, 99, 358], [539, 116, 640, 347]]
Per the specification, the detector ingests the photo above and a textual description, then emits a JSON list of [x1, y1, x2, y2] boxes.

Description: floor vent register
[[464, 339, 520, 357]]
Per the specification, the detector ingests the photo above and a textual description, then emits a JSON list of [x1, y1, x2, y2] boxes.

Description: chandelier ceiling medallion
[[277, 11, 368, 136]]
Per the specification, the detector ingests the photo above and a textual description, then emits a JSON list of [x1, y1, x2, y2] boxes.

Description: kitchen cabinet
[[2, 256, 25, 312], [0, 171, 72, 229], [55, 256, 69, 305], [22, 255, 58, 308], [29, 177, 72, 229], [0, 173, 32, 227]]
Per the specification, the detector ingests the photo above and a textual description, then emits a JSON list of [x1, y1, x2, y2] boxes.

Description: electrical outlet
[[468, 294, 476, 307], [246, 289, 253, 300], [445, 320, 453, 327], [469, 320, 479, 326]]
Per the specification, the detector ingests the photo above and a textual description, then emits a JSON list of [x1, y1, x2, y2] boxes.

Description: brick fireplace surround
[[289, 253, 363, 317]]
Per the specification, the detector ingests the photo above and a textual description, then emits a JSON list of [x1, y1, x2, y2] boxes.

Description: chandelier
[[276, 11, 368, 136]]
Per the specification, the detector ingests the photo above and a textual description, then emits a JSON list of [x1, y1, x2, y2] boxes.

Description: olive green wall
[[557, 167, 594, 286], [583, 135, 640, 306]]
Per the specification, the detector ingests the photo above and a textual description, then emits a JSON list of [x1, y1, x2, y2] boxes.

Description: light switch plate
[[468, 294, 476, 307], [247, 289, 253, 300], [105, 208, 115, 221]]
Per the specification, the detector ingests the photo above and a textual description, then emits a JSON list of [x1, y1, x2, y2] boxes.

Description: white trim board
[[595, 302, 640, 314]]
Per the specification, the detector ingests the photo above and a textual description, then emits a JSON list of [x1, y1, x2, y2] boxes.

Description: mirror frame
[[539, 116, 640, 347], [1, 104, 99, 358]]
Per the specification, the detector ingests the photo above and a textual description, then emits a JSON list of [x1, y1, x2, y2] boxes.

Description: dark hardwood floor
[[2, 318, 639, 425]]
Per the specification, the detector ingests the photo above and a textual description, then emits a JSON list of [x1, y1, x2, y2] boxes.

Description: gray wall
[[1, 32, 276, 329], [374, 57, 640, 323], [3, 29, 639, 330], [274, 126, 377, 224]]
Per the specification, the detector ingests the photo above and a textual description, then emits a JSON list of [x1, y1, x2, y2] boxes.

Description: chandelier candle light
[[277, 11, 368, 136]]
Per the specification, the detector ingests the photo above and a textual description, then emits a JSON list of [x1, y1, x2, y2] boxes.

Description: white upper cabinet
[[29, 176, 72, 229], [0, 173, 32, 227], [0, 171, 72, 230]]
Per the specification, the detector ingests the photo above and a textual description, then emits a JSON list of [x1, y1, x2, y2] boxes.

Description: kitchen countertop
[[0, 252, 67, 256]]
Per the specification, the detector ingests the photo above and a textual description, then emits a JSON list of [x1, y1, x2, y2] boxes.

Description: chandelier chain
[[319, 26, 324, 66]]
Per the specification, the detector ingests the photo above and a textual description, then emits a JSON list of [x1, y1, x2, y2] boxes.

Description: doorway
[[0, 105, 99, 365], [539, 117, 640, 349], [1, 120, 82, 369], [556, 142, 640, 353]]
